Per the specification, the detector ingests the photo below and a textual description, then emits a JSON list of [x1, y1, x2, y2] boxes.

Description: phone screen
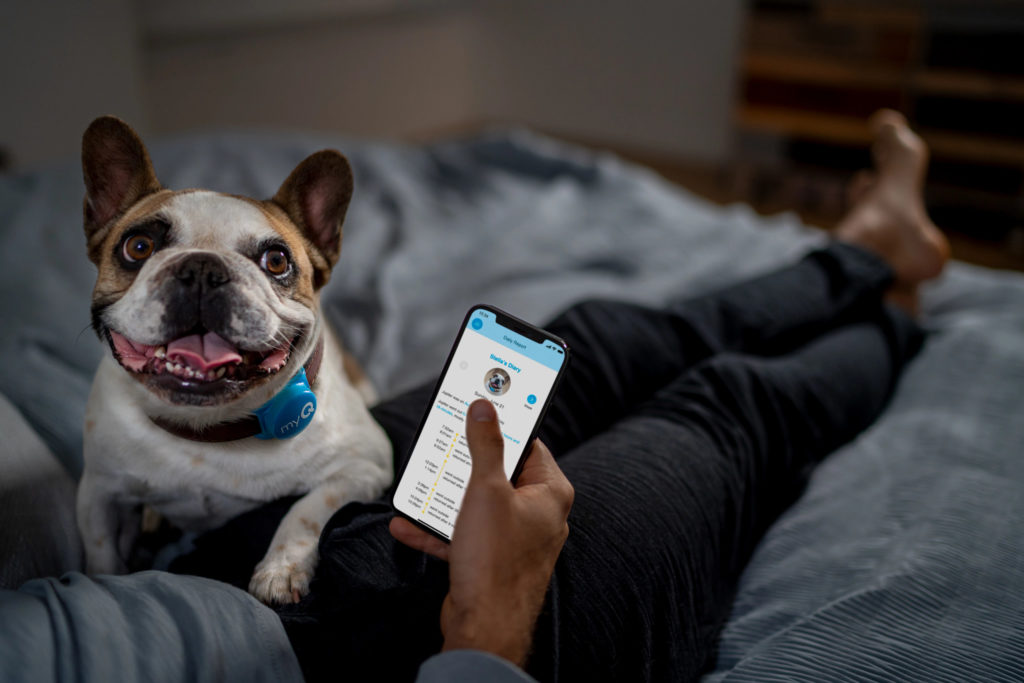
[[392, 305, 569, 541]]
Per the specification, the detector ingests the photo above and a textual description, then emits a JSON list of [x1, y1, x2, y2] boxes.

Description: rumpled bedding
[[0, 128, 1021, 680]]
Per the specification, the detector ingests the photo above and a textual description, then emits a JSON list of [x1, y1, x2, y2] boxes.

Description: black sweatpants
[[179, 243, 922, 683]]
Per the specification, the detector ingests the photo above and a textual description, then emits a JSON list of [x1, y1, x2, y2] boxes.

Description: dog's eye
[[260, 249, 290, 277], [122, 234, 155, 262]]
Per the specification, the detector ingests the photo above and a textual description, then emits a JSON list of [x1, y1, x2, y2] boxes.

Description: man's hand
[[389, 399, 574, 667]]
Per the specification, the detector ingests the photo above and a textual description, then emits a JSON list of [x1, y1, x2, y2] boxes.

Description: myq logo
[[254, 369, 317, 440], [279, 402, 316, 436]]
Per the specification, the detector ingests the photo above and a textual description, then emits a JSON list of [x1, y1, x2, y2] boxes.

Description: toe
[[869, 108, 908, 134], [869, 110, 927, 189]]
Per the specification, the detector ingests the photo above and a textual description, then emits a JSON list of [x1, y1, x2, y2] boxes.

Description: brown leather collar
[[150, 335, 324, 443]]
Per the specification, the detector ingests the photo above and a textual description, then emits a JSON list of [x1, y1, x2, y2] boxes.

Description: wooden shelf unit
[[734, 0, 1024, 249]]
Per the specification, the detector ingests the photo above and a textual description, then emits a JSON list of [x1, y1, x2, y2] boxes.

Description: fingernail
[[470, 400, 495, 422]]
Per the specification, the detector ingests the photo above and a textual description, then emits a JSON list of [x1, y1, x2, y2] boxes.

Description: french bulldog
[[75, 116, 392, 604]]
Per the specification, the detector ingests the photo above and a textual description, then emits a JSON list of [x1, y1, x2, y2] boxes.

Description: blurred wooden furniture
[[733, 0, 1024, 267]]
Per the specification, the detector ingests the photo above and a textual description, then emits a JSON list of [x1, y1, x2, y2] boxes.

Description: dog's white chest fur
[[79, 331, 392, 601]]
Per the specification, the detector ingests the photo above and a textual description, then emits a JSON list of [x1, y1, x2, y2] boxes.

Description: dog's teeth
[[167, 362, 179, 373], [154, 347, 166, 359], [216, 367, 226, 379]]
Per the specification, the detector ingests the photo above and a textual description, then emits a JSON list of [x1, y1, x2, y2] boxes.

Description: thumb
[[465, 399, 506, 484]]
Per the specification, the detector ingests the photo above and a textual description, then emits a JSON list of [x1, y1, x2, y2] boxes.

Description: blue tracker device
[[253, 368, 317, 440]]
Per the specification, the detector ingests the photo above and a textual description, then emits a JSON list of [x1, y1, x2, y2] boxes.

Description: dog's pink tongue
[[166, 332, 242, 372]]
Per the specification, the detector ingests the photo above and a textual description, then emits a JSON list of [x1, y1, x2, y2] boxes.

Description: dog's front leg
[[76, 472, 132, 574], [249, 463, 390, 605]]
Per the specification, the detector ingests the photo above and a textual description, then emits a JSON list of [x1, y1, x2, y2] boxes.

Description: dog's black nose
[[174, 254, 230, 290]]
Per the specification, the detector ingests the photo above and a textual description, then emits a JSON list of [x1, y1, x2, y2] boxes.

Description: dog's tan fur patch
[[254, 200, 319, 305], [91, 191, 177, 306], [298, 517, 320, 534]]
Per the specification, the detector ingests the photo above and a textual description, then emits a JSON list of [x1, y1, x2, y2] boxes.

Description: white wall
[[470, 0, 744, 161], [0, 0, 743, 169], [143, 6, 480, 139], [0, 0, 146, 169]]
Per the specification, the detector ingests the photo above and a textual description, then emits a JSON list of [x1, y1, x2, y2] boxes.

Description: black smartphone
[[391, 304, 570, 542]]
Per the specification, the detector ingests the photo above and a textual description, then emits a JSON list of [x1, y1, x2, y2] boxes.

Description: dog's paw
[[249, 547, 317, 605]]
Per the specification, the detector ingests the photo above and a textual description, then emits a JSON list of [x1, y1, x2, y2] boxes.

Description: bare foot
[[834, 110, 950, 312]]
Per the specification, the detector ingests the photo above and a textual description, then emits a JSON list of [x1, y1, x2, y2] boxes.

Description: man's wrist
[[442, 607, 535, 667]]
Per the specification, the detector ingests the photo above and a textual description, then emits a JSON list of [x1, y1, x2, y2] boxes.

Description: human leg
[[537, 110, 947, 456], [526, 306, 923, 682]]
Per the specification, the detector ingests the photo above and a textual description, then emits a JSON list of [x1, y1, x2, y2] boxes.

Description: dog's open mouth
[[108, 329, 292, 384]]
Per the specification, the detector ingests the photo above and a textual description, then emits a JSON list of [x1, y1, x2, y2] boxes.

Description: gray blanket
[[0, 128, 1021, 680]]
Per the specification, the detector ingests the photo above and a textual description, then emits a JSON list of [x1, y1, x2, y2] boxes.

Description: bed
[[1, 127, 1022, 681]]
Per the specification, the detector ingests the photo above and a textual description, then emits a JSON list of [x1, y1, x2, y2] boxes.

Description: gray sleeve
[[0, 392, 81, 589], [415, 650, 539, 683], [0, 571, 304, 683]]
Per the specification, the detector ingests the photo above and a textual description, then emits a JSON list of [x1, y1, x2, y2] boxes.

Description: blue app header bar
[[468, 309, 565, 372]]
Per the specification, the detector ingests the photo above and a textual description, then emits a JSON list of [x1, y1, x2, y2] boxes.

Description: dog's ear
[[82, 116, 162, 262], [271, 150, 353, 288]]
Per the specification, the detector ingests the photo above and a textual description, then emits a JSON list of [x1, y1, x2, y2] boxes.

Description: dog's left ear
[[272, 150, 353, 289], [82, 116, 163, 263]]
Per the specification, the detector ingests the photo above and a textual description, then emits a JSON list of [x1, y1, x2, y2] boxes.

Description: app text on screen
[[394, 309, 564, 538]]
